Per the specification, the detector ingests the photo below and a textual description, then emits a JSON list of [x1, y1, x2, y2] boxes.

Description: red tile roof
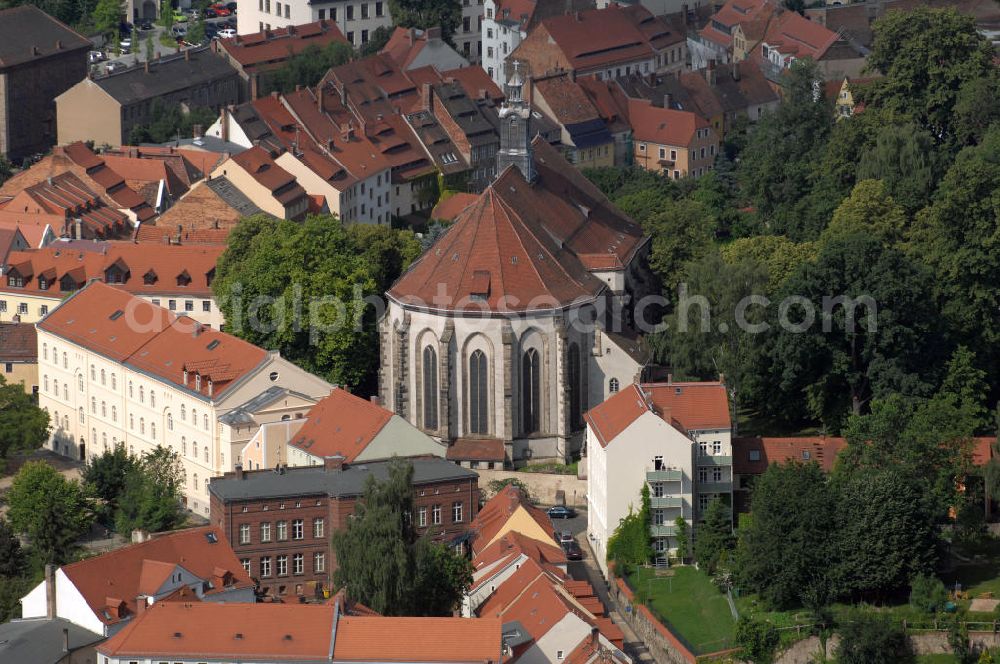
[[288, 388, 393, 461], [627, 98, 709, 148], [973, 437, 997, 467], [472, 530, 568, 586], [61, 526, 252, 628], [431, 192, 477, 222], [447, 438, 506, 462], [471, 484, 559, 556], [333, 616, 502, 662], [583, 383, 651, 448], [389, 138, 645, 313], [699, 0, 769, 48], [230, 146, 308, 206], [0, 323, 37, 361], [757, 9, 840, 61], [732, 436, 847, 474], [217, 20, 347, 71], [441, 66, 504, 102], [38, 282, 268, 398]]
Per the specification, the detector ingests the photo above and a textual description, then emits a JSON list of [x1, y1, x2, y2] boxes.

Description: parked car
[[171, 24, 187, 37], [547, 506, 577, 519], [138, 20, 154, 30], [224, 1, 237, 11], [172, 10, 188, 22], [106, 61, 123, 73], [553, 531, 574, 545], [562, 540, 583, 561], [204, 8, 217, 17], [87, 50, 106, 63], [213, 6, 231, 16], [217, 27, 236, 38]]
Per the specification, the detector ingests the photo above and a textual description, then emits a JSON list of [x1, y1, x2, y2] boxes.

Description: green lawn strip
[[630, 566, 736, 654], [519, 462, 579, 475], [916, 655, 958, 663]]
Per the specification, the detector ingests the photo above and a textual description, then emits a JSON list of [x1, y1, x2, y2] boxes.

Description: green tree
[[486, 478, 534, 504], [186, 11, 205, 44], [673, 517, 689, 563], [767, 233, 941, 431], [855, 123, 943, 215], [259, 41, 355, 94], [359, 24, 393, 56], [735, 463, 835, 610], [114, 445, 185, 535], [387, 0, 460, 45], [833, 467, 938, 601], [863, 8, 995, 146], [720, 235, 816, 294], [834, 612, 914, 664], [641, 198, 715, 295], [332, 459, 470, 615], [938, 346, 991, 433], [158, 0, 172, 29], [606, 485, 651, 575], [735, 615, 780, 664], [820, 179, 907, 247], [92, 0, 123, 41], [693, 498, 734, 574], [953, 74, 1000, 148], [0, 517, 25, 578], [82, 442, 140, 523], [0, 575, 32, 624], [909, 573, 948, 613], [0, 376, 50, 468], [214, 214, 421, 395], [6, 461, 93, 564], [144, 33, 154, 61]]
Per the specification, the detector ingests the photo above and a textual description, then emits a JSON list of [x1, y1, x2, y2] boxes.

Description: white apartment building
[[237, 0, 392, 49], [37, 282, 333, 516], [459, 0, 485, 63], [584, 380, 732, 576], [481, 0, 527, 85]]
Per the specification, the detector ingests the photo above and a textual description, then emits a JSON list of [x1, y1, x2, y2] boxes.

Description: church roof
[[388, 138, 645, 313]]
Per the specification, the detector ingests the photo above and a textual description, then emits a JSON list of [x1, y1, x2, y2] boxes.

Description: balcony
[[650, 524, 676, 537], [646, 469, 683, 482], [650, 496, 683, 509], [698, 481, 733, 493], [696, 455, 732, 467]]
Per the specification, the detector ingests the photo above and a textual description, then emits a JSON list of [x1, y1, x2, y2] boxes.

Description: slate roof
[[94, 47, 238, 106], [0, 618, 102, 663], [210, 457, 478, 501], [0, 6, 90, 69]]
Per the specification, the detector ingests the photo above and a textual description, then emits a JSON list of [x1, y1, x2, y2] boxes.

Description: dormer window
[[177, 271, 192, 287], [7, 275, 23, 288], [60, 275, 77, 292], [144, 270, 158, 285], [38, 277, 48, 291]]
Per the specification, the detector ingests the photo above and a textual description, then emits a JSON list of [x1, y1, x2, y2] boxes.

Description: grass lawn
[[916, 655, 958, 663], [630, 566, 736, 654]]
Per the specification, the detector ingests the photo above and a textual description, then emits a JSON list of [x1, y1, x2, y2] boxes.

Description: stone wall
[[772, 630, 1000, 663], [475, 468, 587, 506]]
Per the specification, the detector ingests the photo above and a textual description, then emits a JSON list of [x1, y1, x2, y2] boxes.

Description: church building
[[379, 65, 653, 467]]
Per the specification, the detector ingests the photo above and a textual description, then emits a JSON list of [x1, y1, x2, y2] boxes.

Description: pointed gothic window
[[568, 343, 582, 429], [423, 346, 438, 431], [522, 348, 540, 435], [469, 350, 488, 434]]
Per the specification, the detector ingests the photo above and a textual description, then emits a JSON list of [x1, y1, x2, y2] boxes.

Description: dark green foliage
[[693, 497, 734, 574], [0, 156, 13, 186], [735, 615, 780, 664], [258, 42, 354, 95], [358, 25, 393, 56], [113, 446, 185, 535], [673, 517, 689, 562], [0, 575, 33, 623], [641, 198, 715, 295], [83, 442, 140, 522], [213, 214, 422, 395], [5, 461, 93, 564], [0, 517, 25, 578], [387, 0, 460, 46], [486, 478, 535, 504], [735, 463, 835, 610], [607, 485, 651, 575], [0, 376, 50, 469], [128, 102, 218, 145], [855, 122, 943, 215], [909, 574, 948, 613], [332, 459, 471, 615], [834, 612, 914, 664]]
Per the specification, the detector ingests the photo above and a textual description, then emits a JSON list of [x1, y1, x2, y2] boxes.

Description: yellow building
[[628, 99, 719, 179]]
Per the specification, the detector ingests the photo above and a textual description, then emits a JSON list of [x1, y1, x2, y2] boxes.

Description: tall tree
[[819, 179, 907, 247], [6, 461, 93, 564], [386, 0, 461, 46], [83, 442, 140, 523], [835, 612, 914, 664], [937, 346, 991, 434], [606, 485, 652, 574], [855, 123, 943, 215], [720, 236, 816, 294], [0, 376, 50, 468], [735, 462, 835, 610], [114, 446, 185, 535], [92, 0, 123, 41], [641, 198, 715, 295], [214, 214, 421, 395], [413, 538, 473, 616], [693, 498, 734, 574], [0, 517, 25, 578]]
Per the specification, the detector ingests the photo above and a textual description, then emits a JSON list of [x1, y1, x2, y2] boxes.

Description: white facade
[[237, 0, 392, 49], [37, 329, 332, 517], [482, 0, 525, 85], [275, 152, 392, 225], [458, 0, 485, 64]]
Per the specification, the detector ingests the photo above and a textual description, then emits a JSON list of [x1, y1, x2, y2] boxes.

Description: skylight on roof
[[207, 339, 220, 350], [109, 310, 124, 320]]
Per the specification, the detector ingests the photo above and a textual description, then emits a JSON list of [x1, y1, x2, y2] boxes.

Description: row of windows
[[238, 518, 315, 544], [243, 552, 322, 578], [149, 297, 211, 313], [416, 501, 464, 527], [0, 300, 46, 316], [314, 0, 384, 21]]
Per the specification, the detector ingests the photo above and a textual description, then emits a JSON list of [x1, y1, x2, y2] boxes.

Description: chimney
[[235, 463, 245, 480], [667, 373, 673, 384], [45, 564, 57, 619], [324, 455, 346, 472], [590, 627, 600, 650], [183, 369, 188, 386], [719, 373, 725, 384], [221, 106, 230, 142], [408, 27, 417, 44], [135, 595, 147, 616], [144, 59, 150, 74], [193, 124, 203, 139], [271, 90, 279, 99], [369, 395, 381, 406], [663, 92, 672, 108], [422, 82, 433, 112], [706, 59, 717, 86], [62, 628, 69, 652], [682, 3, 689, 23], [295, 84, 302, 92], [184, 48, 190, 62], [250, 73, 259, 99], [208, 379, 214, 397]]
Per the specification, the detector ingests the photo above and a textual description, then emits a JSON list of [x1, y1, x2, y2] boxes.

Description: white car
[[87, 50, 105, 63], [216, 28, 236, 38]]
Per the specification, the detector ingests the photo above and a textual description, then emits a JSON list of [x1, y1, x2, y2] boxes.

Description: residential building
[[510, 5, 687, 84], [211, 146, 310, 219], [0, 226, 30, 265], [213, 20, 349, 100], [0, 172, 131, 241], [0, 617, 102, 664], [627, 97, 719, 178], [0, 142, 156, 224], [56, 48, 241, 147], [585, 379, 732, 575], [423, 80, 500, 191], [97, 601, 502, 664], [732, 435, 845, 512], [482, 0, 589, 86], [825, 75, 873, 119], [97, 144, 227, 213], [235, 0, 393, 52], [530, 73, 616, 169], [138, 176, 262, 245], [0, 323, 37, 394], [382, 26, 470, 71], [691, 0, 769, 68], [1, 241, 225, 326], [0, 6, 90, 163], [0, 214, 56, 249], [575, 77, 635, 166], [380, 71, 652, 466], [20, 526, 254, 637], [440, 64, 504, 103], [209, 457, 479, 597], [35, 281, 333, 512]]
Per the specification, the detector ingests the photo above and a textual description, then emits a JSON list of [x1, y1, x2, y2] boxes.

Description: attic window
[[177, 271, 192, 287], [109, 310, 124, 321], [802, 450, 811, 461], [470, 270, 491, 300], [173, 632, 183, 639], [748, 450, 761, 462], [205, 532, 218, 544], [675, 387, 682, 395], [235, 633, 244, 640], [144, 270, 158, 285]]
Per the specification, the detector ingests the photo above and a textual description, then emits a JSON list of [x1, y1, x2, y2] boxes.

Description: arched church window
[[469, 350, 488, 434], [522, 348, 540, 435], [568, 343, 582, 429], [609, 377, 620, 393], [423, 346, 438, 430]]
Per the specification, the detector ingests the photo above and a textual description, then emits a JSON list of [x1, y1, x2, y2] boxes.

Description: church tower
[[496, 61, 536, 183]]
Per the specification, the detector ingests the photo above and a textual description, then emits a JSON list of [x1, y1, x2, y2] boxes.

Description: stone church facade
[[379, 69, 653, 467]]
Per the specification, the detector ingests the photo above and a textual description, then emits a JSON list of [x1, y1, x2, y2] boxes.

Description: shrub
[[909, 574, 948, 613]]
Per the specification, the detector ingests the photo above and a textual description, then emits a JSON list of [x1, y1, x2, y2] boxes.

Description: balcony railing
[[650, 496, 683, 509], [647, 469, 683, 482], [698, 481, 733, 493], [650, 524, 676, 537], [696, 455, 732, 467]]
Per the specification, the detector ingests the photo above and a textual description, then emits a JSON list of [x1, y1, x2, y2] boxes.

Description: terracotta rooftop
[[471, 484, 559, 556], [37, 282, 268, 398], [583, 383, 651, 448], [229, 146, 308, 206], [0, 323, 37, 362], [755, 8, 840, 61], [431, 192, 478, 222], [389, 138, 645, 313], [60, 526, 252, 628], [447, 438, 506, 463], [626, 98, 709, 148], [699, 0, 769, 49], [288, 388, 393, 461], [216, 20, 348, 71], [733, 436, 847, 474], [440, 65, 504, 102], [333, 616, 501, 662], [382, 27, 467, 71]]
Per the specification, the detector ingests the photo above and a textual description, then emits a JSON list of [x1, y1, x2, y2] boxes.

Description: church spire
[[496, 61, 536, 183]]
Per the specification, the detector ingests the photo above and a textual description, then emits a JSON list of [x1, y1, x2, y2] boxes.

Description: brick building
[[0, 6, 90, 163], [209, 457, 479, 598]]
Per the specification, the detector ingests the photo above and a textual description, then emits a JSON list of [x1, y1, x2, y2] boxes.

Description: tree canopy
[[6, 461, 93, 564], [0, 376, 50, 469]]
